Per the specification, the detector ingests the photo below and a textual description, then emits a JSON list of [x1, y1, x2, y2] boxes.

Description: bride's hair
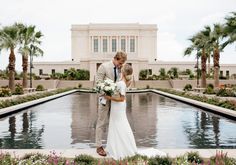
[[121, 64, 133, 81]]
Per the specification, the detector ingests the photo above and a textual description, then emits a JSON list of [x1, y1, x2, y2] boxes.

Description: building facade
[[32, 23, 236, 81]]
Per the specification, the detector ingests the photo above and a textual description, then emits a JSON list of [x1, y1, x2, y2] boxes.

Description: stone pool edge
[[0, 89, 78, 118]]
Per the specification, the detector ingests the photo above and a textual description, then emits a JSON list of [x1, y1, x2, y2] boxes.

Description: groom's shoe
[[96, 146, 107, 157]]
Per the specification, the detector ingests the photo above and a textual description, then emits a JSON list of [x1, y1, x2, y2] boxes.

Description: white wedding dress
[[106, 80, 167, 160], [106, 80, 137, 160]]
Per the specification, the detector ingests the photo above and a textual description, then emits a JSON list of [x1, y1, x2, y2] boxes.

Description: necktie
[[114, 67, 117, 82]]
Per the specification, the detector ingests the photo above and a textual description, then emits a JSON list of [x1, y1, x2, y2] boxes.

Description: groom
[[95, 51, 127, 156]]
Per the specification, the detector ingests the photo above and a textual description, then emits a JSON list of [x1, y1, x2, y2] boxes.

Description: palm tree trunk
[[201, 49, 207, 88], [8, 48, 15, 92], [207, 55, 211, 76], [22, 54, 28, 88], [213, 47, 220, 88]]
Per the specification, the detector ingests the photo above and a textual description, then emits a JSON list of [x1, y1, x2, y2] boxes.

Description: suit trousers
[[95, 99, 111, 147]]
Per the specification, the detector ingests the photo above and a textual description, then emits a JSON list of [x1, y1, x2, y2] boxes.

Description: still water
[[0, 92, 236, 149]]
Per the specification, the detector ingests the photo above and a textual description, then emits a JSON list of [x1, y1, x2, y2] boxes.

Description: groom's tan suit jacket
[[96, 60, 116, 84]]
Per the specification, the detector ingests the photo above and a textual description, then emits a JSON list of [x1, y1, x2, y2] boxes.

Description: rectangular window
[[112, 39, 117, 52], [51, 69, 55, 75], [130, 38, 135, 52], [148, 69, 152, 75], [103, 39, 107, 52], [121, 38, 126, 52], [94, 38, 98, 52], [220, 70, 223, 77], [39, 69, 43, 75], [226, 70, 230, 79]]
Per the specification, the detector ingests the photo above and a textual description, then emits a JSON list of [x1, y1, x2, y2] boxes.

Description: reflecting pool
[[0, 92, 236, 149]]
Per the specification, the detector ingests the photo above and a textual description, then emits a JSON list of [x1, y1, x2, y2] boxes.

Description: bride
[[104, 63, 137, 160], [104, 63, 166, 160]]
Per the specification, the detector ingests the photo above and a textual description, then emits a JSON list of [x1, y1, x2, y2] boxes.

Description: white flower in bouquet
[[94, 78, 118, 105]]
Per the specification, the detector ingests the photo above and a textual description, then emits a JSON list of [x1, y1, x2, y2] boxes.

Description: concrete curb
[[150, 89, 236, 120], [0, 89, 78, 118]]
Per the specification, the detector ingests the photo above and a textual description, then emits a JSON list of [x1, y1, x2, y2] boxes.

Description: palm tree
[[211, 24, 225, 88], [184, 28, 212, 88], [222, 12, 236, 48], [18, 24, 43, 88], [199, 26, 213, 88], [0, 24, 21, 91]]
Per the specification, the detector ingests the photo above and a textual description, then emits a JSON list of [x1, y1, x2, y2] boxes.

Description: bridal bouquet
[[94, 79, 117, 105]]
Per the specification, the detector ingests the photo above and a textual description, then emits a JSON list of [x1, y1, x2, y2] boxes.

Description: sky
[[0, 0, 236, 71]]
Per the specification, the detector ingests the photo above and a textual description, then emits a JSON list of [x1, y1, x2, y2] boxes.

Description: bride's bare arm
[[104, 94, 125, 102]]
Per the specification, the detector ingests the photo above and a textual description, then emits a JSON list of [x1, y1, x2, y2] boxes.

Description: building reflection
[[71, 93, 98, 147], [130, 92, 158, 147]]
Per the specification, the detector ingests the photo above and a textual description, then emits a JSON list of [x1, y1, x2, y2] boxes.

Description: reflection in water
[[0, 112, 44, 148], [70, 93, 97, 148], [0, 92, 236, 149], [183, 111, 236, 148]]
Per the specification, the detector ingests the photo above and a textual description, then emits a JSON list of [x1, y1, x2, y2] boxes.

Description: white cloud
[[157, 32, 194, 61]]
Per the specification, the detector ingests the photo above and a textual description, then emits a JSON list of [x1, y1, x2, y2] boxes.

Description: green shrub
[[14, 83, 24, 95], [139, 69, 148, 80], [183, 84, 192, 91], [208, 83, 214, 89], [36, 84, 44, 91], [148, 156, 172, 165], [204, 83, 215, 94], [216, 88, 235, 97], [74, 154, 98, 165], [76, 69, 90, 80], [189, 74, 194, 79], [186, 151, 203, 164], [0, 87, 11, 97], [0, 153, 18, 165]]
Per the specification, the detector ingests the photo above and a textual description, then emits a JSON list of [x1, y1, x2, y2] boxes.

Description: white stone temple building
[[32, 23, 236, 81]]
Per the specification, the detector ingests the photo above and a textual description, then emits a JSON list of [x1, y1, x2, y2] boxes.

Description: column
[[101, 36, 103, 53], [126, 36, 129, 53], [91, 36, 94, 54], [110, 36, 112, 53], [117, 36, 120, 51], [89, 36, 92, 53], [99, 36, 101, 52]]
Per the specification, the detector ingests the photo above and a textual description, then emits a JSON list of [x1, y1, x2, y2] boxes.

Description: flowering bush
[[0, 87, 11, 97], [0, 151, 236, 165], [95, 78, 117, 96]]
